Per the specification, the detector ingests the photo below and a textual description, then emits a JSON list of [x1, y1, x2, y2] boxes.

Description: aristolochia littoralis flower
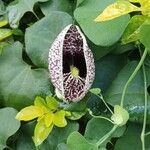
[[48, 24, 95, 102]]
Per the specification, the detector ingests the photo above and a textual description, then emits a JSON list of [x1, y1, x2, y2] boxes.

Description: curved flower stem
[[145, 131, 150, 136], [88, 109, 114, 124], [98, 94, 113, 115], [33, 12, 40, 20], [36, 146, 40, 150], [141, 59, 148, 150], [120, 48, 148, 107], [96, 125, 118, 147], [6, 146, 14, 150]]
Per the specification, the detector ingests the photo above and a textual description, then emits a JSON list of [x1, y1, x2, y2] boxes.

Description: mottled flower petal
[[48, 24, 95, 102]]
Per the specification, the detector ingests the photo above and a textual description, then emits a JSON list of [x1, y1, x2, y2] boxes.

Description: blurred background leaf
[[0, 42, 52, 109]]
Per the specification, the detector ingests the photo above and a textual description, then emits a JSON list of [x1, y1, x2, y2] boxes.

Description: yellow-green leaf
[[65, 111, 71, 117], [46, 96, 59, 110], [44, 113, 54, 127], [0, 29, 12, 41], [122, 15, 148, 44], [16, 106, 44, 121], [95, 0, 141, 22], [0, 20, 8, 27], [34, 96, 48, 113], [33, 119, 53, 146], [67, 111, 86, 120], [111, 105, 129, 126], [90, 88, 101, 95], [129, 0, 140, 3], [140, 0, 150, 16], [0, 42, 9, 55], [34, 96, 46, 106], [53, 110, 67, 127]]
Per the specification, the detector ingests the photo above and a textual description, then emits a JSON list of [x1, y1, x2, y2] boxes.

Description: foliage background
[[0, 0, 150, 150]]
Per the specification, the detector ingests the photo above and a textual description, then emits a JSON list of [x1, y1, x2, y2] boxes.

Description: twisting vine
[[140, 50, 148, 150], [120, 48, 148, 107], [89, 47, 148, 149]]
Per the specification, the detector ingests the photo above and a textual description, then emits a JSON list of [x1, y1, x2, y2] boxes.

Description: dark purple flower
[[48, 24, 95, 102]]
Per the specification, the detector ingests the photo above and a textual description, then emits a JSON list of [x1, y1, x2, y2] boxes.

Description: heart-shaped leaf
[[0, 42, 52, 109], [84, 118, 126, 147], [25, 11, 73, 68], [40, 0, 73, 15], [74, 0, 130, 46], [7, 0, 49, 28], [115, 123, 150, 150], [0, 107, 20, 149], [105, 61, 150, 123], [67, 131, 98, 150]]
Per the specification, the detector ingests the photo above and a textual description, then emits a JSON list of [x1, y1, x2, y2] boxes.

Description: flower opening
[[48, 24, 95, 102]]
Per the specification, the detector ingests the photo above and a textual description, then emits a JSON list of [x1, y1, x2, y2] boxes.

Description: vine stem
[[96, 125, 118, 147], [120, 48, 148, 107], [36, 146, 40, 150], [33, 11, 40, 20], [98, 94, 114, 115], [145, 131, 150, 136], [88, 109, 114, 124], [141, 56, 148, 150]]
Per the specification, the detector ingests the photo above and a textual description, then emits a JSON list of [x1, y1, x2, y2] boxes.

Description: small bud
[[111, 105, 129, 126]]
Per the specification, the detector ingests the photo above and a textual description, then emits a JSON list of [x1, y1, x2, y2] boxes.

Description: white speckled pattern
[[48, 24, 95, 102]]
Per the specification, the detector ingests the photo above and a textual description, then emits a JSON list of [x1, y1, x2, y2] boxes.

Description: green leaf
[[7, 0, 49, 28], [0, 29, 12, 41], [88, 40, 116, 61], [67, 111, 86, 120], [0, 42, 9, 55], [105, 61, 150, 123], [99, 148, 107, 150], [115, 123, 150, 150], [0, 42, 52, 109], [122, 15, 148, 44], [140, 24, 150, 53], [40, 121, 79, 149], [16, 122, 36, 150], [67, 132, 98, 150], [0, 0, 5, 15], [33, 119, 53, 146], [84, 118, 126, 147], [76, 0, 85, 7], [0, 107, 20, 149], [56, 143, 69, 150], [25, 11, 73, 68], [64, 97, 88, 112], [40, 0, 73, 15], [93, 54, 127, 91], [74, 0, 130, 46], [95, 0, 141, 22], [16, 120, 78, 150]]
